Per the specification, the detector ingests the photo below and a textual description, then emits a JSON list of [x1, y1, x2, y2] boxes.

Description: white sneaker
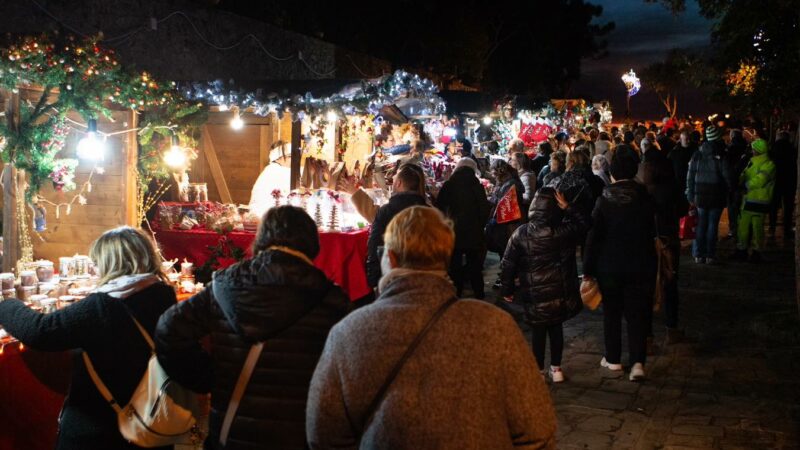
[[629, 362, 645, 381], [550, 366, 565, 383], [600, 357, 623, 371]]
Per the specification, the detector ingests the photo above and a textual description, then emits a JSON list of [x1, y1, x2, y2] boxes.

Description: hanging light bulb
[[77, 119, 105, 161], [230, 108, 244, 130], [164, 135, 187, 168], [482, 115, 493, 126]]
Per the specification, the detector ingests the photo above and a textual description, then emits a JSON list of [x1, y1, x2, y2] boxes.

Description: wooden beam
[[124, 111, 139, 226], [259, 123, 272, 170], [290, 117, 302, 190], [2, 91, 20, 272], [201, 125, 233, 204]]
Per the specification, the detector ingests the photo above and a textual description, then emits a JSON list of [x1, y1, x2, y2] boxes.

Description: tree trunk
[[795, 120, 800, 319]]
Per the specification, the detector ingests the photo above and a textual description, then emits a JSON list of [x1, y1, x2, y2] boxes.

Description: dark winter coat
[[583, 180, 657, 278], [638, 149, 686, 238], [0, 283, 176, 450], [435, 167, 491, 250], [686, 140, 731, 209], [485, 176, 525, 253], [530, 154, 549, 181], [667, 142, 698, 198], [306, 271, 557, 449], [771, 138, 798, 193], [155, 250, 350, 450], [365, 192, 428, 287], [500, 201, 588, 325], [727, 136, 750, 190]]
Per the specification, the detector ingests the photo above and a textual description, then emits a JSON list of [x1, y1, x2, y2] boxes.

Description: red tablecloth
[[156, 228, 371, 301], [0, 343, 69, 450]]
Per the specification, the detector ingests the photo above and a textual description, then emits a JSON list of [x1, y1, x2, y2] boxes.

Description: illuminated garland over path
[[0, 34, 207, 198], [180, 69, 447, 119]]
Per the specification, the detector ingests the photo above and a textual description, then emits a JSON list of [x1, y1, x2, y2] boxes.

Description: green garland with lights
[[0, 34, 207, 199]]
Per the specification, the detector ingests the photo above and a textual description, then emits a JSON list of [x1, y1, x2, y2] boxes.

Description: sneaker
[[693, 257, 705, 264], [600, 357, 623, 371], [550, 366, 565, 383], [629, 363, 645, 381], [749, 251, 762, 263]]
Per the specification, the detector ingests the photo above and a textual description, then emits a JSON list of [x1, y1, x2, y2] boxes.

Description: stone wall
[[0, 0, 391, 82]]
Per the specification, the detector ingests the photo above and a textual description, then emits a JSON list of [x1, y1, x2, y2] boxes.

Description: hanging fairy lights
[[621, 69, 641, 97]]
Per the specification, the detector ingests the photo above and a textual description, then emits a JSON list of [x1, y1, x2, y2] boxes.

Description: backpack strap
[[83, 352, 123, 414], [219, 342, 264, 446]]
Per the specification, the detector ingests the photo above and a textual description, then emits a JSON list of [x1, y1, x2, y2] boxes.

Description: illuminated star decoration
[[621, 70, 641, 97]]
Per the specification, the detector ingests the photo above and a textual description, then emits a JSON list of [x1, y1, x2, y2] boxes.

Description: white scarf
[[95, 274, 161, 299]]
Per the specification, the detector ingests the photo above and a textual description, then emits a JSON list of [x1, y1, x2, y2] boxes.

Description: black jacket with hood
[[435, 166, 491, 250], [500, 195, 587, 326], [155, 249, 350, 450]]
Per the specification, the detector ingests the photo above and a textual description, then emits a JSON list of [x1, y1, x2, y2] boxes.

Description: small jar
[[28, 293, 48, 306], [58, 295, 79, 308], [180, 261, 194, 278], [36, 261, 55, 283], [20, 271, 38, 287], [72, 255, 90, 277], [59, 257, 74, 278], [38, 283, 58, 297], [41, 298, 58, 314], [0, 273, 16, 290], [2, 289, 16, 299]]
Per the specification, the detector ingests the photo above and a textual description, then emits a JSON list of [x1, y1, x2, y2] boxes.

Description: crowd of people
[[0, 117, 795, 449]]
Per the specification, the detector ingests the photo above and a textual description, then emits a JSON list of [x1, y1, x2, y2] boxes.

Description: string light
[[76, 119, 105, 160], [621, 69, 641, 97]]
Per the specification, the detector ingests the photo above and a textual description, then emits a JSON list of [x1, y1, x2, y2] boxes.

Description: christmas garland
[[0, 34, 207, 198]]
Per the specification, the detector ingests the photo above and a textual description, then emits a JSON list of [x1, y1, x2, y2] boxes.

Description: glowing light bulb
[[76, 119, 105, 161], [230, 110, 244, 130], [482, 116, 493, 126], [164, 136, 187, 168]]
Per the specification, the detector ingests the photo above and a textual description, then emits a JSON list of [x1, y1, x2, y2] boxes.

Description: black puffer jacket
[[435, 167, 491, 250], [0, 282, 176, 450], [365, 191, 428, 287], [583, 180, 657, 278], [500, 199, 588, 325], [155, 250, 350, 450], [638, 149, 686, 238]]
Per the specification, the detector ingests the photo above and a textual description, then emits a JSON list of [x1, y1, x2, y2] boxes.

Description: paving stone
[[577, 416, 622, 433], [559, 430, 613, 449], [672, 415, 713, 426], [665, 433, 715, 447], [671, 424, 724, 437], [572, 390, 631, 411], [600, 378, 642, 394]]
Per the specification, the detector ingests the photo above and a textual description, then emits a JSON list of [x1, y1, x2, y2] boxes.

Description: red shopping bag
[[496, 185, 522, 224], [679, 208, 697, 240]]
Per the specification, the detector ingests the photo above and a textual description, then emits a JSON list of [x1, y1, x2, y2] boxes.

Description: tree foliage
[[217, 0, 614, 97], [641, 49, 703, 117]]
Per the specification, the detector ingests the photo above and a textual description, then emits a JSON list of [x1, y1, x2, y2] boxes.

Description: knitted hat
[[455, 157, 479, 176], [610, 152, 639, 181], [705, 125, 721, 141], [751, 138, 768, 155]]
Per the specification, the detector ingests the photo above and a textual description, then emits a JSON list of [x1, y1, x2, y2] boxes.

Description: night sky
[[573, 0, 715, 119]]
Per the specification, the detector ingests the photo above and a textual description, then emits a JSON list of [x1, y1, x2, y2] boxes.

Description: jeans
[[531, 323, 564, 369], [599, 274, 653, 365], [693, 207, 723, 258], [449, 249, 485, 298]]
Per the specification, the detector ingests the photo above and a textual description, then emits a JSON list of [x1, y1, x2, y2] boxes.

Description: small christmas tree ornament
[[314, 203, 323, 228], [327, 190, 341, 231]]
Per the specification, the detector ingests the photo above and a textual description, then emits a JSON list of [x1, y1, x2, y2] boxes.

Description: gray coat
[[306, 271, 557, 449]]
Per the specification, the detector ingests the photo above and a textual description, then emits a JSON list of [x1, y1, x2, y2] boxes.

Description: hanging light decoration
[[163, 135, 187, 168], [230, 107, 244, 130], [76, 119, 105, 161], [621, 69, 641, 97]]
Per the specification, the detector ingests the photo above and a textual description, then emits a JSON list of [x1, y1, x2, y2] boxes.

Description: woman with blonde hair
[[0, 226, 176, 450]]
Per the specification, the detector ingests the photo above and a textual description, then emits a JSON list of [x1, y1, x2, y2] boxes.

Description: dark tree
[[216, 0, 613, 96]]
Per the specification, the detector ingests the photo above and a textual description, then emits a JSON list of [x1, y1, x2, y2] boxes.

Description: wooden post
[[290, 116, 302, 190], [201, 125, 233, 204], [259, 123, 272, 170], [124, 111, 139, 226], [2, 91, 20, 272]]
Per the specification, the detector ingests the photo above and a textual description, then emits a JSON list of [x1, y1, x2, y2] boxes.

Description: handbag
[[83, 309, 202, 448], [357, 297, 459, 443], [678, 207, 697, 240], [580, 277, 602, 310]]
